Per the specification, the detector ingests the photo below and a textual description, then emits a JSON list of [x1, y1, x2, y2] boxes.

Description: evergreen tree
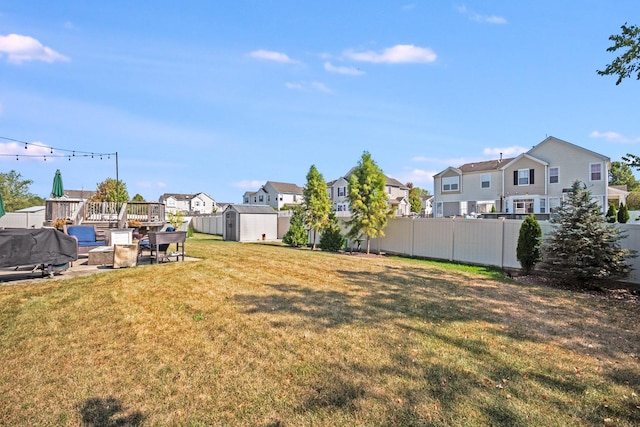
[[303, 165, 331, 250], [516, 215, 543, 275], [618, 202, 630, 223], [319, 211, 345, 252], [346, 152, 394, 254], [543, 180, 634, 286], [283, 206, 308, 247], [606, 203, 618, 223]]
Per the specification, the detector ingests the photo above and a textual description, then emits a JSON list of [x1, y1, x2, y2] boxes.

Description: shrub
[[283, 206, 308, 247], [319, 212, 345, 252], [618, 203, 630, 223], [516, 214, 542, 275], [606, 204, 617, 223]]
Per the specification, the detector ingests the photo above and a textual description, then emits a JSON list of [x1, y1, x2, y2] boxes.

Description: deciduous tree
[[597, 23, 640, 85], [303, 165, 331, 250], [0, 170, 45, 212], [90, 178, 129, 203], [609, 161, 640, 191], [346, 152, 394, 254], [406, 182, 423, 214]]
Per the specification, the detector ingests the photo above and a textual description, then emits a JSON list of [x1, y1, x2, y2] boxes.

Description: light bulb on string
[[50, 148, 53, 154], [24, 143, 27, 149]]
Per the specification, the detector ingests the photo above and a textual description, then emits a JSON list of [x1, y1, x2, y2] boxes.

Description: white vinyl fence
[[370, 217, 640, 284], [193, 214, 640, 284]]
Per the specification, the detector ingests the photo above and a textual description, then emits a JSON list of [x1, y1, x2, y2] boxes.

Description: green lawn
[[0, 233, 638, 426]]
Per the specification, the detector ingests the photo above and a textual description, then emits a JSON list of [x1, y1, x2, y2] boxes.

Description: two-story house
[[159, 192, 217, 215], [327, 170, 411, 216], [242, 181, 304, 210], [433, 136, 611, 217]]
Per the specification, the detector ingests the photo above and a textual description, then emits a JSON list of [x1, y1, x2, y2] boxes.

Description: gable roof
[[226, 204, 277, 214], [459, 158, 515, 173], [501, 153, 548, 170], [265, 181, 303, 194], [529, 136, 610, 161]]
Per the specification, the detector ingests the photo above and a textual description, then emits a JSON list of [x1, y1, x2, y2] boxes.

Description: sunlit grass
[[0, 233, 638, 426]]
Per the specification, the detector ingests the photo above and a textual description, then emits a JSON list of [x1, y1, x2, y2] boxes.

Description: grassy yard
[[0, 233, 638, 426]]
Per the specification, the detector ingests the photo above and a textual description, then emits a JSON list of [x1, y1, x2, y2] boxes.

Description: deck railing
[[45, 199, 166, 227]]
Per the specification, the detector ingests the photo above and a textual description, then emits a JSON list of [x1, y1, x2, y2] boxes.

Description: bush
[[516, 214, 542, 275], [319, 212, 345, 252], [283, 207, 308, 247], [606, 204, 617, 223], [618, 203, 630, 223]]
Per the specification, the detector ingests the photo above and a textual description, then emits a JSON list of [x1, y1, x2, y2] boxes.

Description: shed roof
[[227, 204, 277, 214]]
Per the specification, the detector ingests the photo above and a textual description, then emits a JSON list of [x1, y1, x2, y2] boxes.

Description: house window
[[244, 198, 248, 203], [518, 169, 529, 186], [481, 174, 490, 189], [540, 198, 546, 213], [436, 202, 443, 217], [442, 176, 459, 192], [253, 197, 256, 203], [549, 167, 559, 184], [590, 163, 602, 181], [267, 195, 270, 202], [338, 187, 345, 197], [259, 195, 264, 202], [195, 201, 201, 207], [514, 198, 534, 214]]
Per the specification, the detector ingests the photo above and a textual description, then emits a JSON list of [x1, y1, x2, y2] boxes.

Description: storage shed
[[223, 204, 278, 242]]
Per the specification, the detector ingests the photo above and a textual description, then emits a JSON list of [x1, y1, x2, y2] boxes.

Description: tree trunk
[[312, 229, 317, 250], [366, 237, 371, 255]]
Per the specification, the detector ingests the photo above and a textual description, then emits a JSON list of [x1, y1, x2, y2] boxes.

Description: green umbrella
[[51, 169, 64, 198], [0, 191, 5, 218]]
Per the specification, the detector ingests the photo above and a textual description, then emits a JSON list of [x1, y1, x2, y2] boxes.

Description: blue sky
[[1, 1, 639, 203]]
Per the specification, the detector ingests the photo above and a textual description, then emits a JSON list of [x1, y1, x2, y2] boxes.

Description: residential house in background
[[327, 170, 411, 216], [243, 181, 304, 210], [421, 195, 434, 217], [159, 192, 217, 215], [433, 136, 611, 217]]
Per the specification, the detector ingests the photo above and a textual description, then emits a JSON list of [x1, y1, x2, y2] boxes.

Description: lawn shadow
[[78, 397, 144, 427]]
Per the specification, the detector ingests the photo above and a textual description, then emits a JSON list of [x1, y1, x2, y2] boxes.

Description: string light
[[0, 136, 116, 161]]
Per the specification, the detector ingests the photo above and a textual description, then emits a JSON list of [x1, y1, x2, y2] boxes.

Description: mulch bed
[[512, 273, 640, 304]]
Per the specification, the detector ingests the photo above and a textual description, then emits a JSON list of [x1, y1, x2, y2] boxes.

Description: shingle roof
[[266, 181, 303, 194], [227, 204, 277, 214], [458, 158, 514, 173]]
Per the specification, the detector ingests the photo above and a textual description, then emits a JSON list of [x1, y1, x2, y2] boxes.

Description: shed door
[[225, 212, 237, 241]]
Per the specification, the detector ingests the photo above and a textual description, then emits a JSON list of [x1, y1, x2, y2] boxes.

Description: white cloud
[[136, 181, 167, 189], [483, 146, 528, 157], [64, 21, 77, 30], [0, 33, 69, 64], [324, 61, 364, 76], [285, 81, 332, 94], [231, 180, 265, 189], [402, 4, 416, 11], [344, 44, 437, 64], [589, 130, 640, 143], [396, 169, 437, 186], [0, 141, 54, 162], [457, 5, 507, 24], [248, 49, 297, 63]]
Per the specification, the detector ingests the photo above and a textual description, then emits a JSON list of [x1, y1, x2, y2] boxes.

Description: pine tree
[[283, 206, 308, 247], [606, 203, 617, 223], [346, 152, 394, 254], [543, 180, 634, 286], [618, 202, 630, 223], [303, 165, 331, 250], [516, 214, 543, 275], [319, 211, 345, 252]]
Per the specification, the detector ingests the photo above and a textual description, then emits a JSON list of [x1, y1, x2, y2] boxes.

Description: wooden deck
[[45, 200, 166, 230]]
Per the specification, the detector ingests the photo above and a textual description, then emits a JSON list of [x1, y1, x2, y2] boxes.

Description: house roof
[[327, 169, 407, 189], [385, 176, 408, 188], [266, 181, 303, 194], [226, 204, 277, 214], [501, 153, 548, 170], [459, 158, 515, 173], [160, 192, 215, 202], [64, 189, 96, 199], [529, 136, 610, 161]]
